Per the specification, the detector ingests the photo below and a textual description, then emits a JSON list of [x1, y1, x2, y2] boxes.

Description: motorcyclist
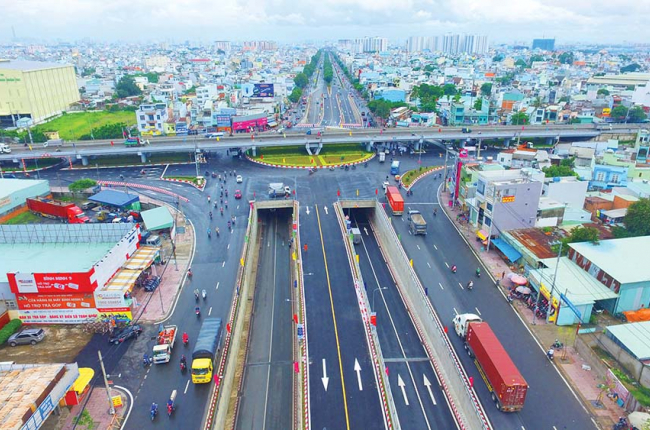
[[207, 228, 212, 238], [476, 267, 481, 277], [195, 306, 200, 315], [194, 289, 199, 301], [547, 348, 554, 360], [207, 196, 211, 204], [202, 289, 207, 299], [467, 281, 474, 290], [181, 354, 187, 365], [167, 398, 174, 414], [209, 211, 213, 220], [451, 265, 457, 273], [434, 208, 438, 216], [182, 332, 189, 344], [151, 402, 158, 414], [227, 220, 232, 230], [216, 227, 220, 236]]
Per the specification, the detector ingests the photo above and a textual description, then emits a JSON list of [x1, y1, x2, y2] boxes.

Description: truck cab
[[191, 358, 213, 384], [0, 143, 11, 154], [453, 313, 482, 338]]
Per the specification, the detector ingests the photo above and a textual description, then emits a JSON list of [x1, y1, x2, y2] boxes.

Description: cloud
[[0, 0, 648, 43]]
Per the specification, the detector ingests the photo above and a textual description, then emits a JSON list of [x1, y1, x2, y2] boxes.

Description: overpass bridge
[[0, 124, 640, 166]]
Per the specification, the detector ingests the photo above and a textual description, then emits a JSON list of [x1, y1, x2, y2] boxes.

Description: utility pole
[[546, 241, 563, 323], [98, 351, 115, 415], [486, 184, 497, 251]]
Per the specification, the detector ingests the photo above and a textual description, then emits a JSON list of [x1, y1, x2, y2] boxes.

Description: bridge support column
[[314, 141, 323, 155], [250, 146, 256, 157], [546, 137, 555, 146], [140, 153, 148, 163], [304, 143, 313, 156], [81, 156, 89, 166], [365, 141, 373, 152]]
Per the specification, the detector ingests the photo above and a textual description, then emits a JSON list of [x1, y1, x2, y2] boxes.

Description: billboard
[[215, 115, 232, 127], [94, 290, 128, 309], [18, 308, 99, 324], [232, 117, 268, 131], [8, 271, 97, 294], [16, 293, 96, 310], [253, 83, 274, 98]]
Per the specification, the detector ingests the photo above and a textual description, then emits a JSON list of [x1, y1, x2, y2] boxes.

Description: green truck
[[124, 137, 143, 147]]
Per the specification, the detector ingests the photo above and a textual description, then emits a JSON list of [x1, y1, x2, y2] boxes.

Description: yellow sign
[[602, 108, 611, 116], [501, 195, 516, 203], [112, 395, 123, 407], [539, 282, 560, 323]]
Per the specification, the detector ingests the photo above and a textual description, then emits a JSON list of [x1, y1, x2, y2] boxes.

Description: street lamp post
[[372, 286, 388, 310]]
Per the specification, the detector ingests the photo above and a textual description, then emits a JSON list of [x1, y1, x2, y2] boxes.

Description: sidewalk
[[440, 189, 623, 429], [132, 195, 194, 323], [55, 386, 129, 430]]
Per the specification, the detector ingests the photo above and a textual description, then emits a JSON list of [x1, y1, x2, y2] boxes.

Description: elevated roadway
[[0, 123, 628, 162]]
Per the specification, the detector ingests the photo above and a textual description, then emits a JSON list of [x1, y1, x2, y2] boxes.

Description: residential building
[[136, 103, 169, 136], [590, 165, 628, 190], [541, 176, 588, 210], [0, 60, 79, 126], [472, 168, 545, 234], [532, 39, 555, 51], [214, 41, 231, 51], [144, 55, 170, 69]]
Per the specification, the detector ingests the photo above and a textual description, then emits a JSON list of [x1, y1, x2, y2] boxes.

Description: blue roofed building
[[373, 87, 406, 103], [590, 165, 628, 190]]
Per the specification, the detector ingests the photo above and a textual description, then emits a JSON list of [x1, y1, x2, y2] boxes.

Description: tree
[[515, 59, 527, 68], [473, 98, 483, 111], [510, 111, 529, 125], [542, 165, 578, 178], [68, 179, 97, 193], [611, 105, 629, 121], [532, 96, 543, 108], [566, 226, 600, 245], [628, 106, 648, 123], [623, 198, 650, 237], [374, 102, 390, 120], [620, 63, 641, 73], [480, 83, 492, 97], [115, 76, 142, 98], [597, 88, 610, 96], [288, 88, 302, 103], [452, 93, 461, 103], [529, 54, 545, 65], [442, 84, 457, 96], [558, 52, 574, 65], [293, 73, 308, 89], [492, 54, 504, 62], [560, 157, 575, 168]]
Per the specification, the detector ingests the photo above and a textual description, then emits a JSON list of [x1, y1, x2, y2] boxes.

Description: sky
[[2, 0, 649, 45]]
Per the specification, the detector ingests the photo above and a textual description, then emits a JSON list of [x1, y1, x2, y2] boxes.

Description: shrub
[[0, 319, 23, 344]]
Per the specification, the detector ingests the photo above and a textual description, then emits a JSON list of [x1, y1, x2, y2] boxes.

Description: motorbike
[[182, 333, 189, 346], [451, 265, 457, 273], [202, 289, 207, 300], [195, 307, 201, 318], [143, 354, 153, 367], [151, 404, 158, 421], [547, 349, 554, 361], [552, 339, 564, 350], [476, 269, 481, 278], [180, 360, 186, 372], [187, 269, 193, 279], [167, 390, 176, 417], [467, 281, 473, 290], [194, 290, 200, 302]]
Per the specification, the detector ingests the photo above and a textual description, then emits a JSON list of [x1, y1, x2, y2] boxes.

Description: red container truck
[[453, 314, 528, 412], [385, 186, 404, 216], [26, 197, 90, 224]]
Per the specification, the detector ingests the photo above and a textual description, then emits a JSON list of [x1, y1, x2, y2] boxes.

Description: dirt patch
[[0, 325, 93, 364]]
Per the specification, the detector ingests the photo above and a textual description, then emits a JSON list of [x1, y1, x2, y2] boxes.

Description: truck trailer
[[268, 183, 291, 198], [385, 186, 404, 216], [26, 198, 90, 224], [407, 210, 427, 235], [191, 318, 223, 384], [453, 314, 528, 412]]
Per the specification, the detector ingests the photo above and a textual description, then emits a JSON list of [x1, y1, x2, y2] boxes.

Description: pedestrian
[[501, 271, 505, 279]]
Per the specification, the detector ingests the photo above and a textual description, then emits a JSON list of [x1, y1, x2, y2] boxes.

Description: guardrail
[[370, 200, 492, 430], [334, 202, 399, 429]]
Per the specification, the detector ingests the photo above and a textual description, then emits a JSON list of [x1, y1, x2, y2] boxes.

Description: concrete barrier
[[368, 200, 492, 430]]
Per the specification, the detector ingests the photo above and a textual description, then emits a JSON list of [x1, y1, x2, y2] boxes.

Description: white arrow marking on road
[[305, 206, 310, 215], [364, 227, 369, 236], [322, 359, 329, 391], [423, 375, 437, 405], [398, 375, 409, 405], [354, 359, 363, 391], [209, 306, 213, 316], [323, 206, 329, 215], [184, 380, 190, 394]]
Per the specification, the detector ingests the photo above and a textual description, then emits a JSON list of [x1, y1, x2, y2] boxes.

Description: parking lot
[[0, 326, 93, 364]]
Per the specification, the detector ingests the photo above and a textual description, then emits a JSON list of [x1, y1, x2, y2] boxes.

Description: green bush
[[0, 319, 23, 344]]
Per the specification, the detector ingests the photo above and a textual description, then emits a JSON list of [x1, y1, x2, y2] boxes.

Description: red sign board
[[8, 270, 97, 294], [16, 293, 96, 310]]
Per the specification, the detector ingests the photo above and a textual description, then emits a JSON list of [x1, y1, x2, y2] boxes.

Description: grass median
[[250, 143, 373, 167], [400, 166, 438, 187], [72, 153, 195, 168]]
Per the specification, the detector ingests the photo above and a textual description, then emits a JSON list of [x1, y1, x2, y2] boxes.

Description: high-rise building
[[356, 37, 388, 53], [438, 34, 488, 55], [214, 41, 231, 51], [532, 39, 555, 51], [0, 60, 79, 126]]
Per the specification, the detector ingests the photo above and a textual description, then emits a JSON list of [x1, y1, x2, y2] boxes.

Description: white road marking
[[453, 308, 458, 315], [184, 380, 190, 394], [459, 282, 464, 290], [433, 244, 438, 250], [222, 261, 226, 267], [416, 245, 420, 250], [209, 307, 213, 316], [444, 262, 449, 268], [427, 262, 431, 268], [475, 307, 482, 316], [439, 283, 444, 290], [216, 282, 220, 290], [227, 244, 230, 250]]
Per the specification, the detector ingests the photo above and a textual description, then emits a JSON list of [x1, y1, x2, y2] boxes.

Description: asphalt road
[[236, 211, 293, 430], [390, 173, 597, 430], [351, 212, 459, 430]]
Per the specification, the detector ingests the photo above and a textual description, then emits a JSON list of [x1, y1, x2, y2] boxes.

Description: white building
[[542, 176, 589, 210], [136, 103, 169, 135]]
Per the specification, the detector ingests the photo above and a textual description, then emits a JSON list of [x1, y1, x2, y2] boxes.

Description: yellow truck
[[191, 318, 223, 384]]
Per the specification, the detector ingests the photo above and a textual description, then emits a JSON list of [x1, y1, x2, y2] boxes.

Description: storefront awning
[[491, 238, 522, 262], [103, 269, 141, 292], [476, 230, 488, 240], [72, 368, 94, 395], [123, 246, 159, 270]]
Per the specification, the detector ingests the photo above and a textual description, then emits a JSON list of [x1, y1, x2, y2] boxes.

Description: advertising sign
[[501, 195, 516, 203], [8, 271, 96, 294], [94, 290, 127, 308], [18, 308, 99, 324], [215, 115, 231, 127], [252, 83, 274, 98], [232, 117, 268, 131], [97, 309, 133, 321], [16, 293, 96, 310]]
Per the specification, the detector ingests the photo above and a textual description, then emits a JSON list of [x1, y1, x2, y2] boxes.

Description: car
[[236, 175, 243, 183], [108, 324, 143, 345], [462, 127, 472, 133], [8, 328, 46, 346], [234, 190, 242, 199], [81, 201, 98, 210]]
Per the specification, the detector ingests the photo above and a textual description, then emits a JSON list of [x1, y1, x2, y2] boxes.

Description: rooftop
[[507, 228, 559, 260], [606, 321, 650, 361], [0, 179, 48, 198], [0, 59, 72, 72], [570, 236, 650, 284]]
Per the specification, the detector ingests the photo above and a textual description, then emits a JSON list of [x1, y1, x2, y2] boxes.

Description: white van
[[0, 143, 11, 154]]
